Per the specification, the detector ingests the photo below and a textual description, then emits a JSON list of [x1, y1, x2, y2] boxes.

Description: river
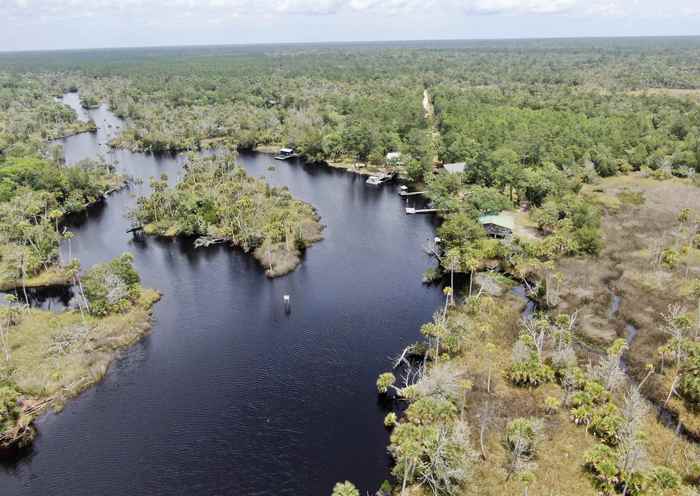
[[0, 93, 443, 495]]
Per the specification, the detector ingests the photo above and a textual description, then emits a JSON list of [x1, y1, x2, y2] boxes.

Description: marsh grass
[[553, 173, 700, 436], [0, 287, 160, 438], [0, 265, 76, 292]]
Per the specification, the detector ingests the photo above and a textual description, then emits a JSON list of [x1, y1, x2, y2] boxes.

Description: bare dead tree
[[589, 339, 627, 392], [664, 374, 680, 407], [392, 344, 415, 370], [521, 317, 549, 362], [477, 401, 495, 461], [661, 303, 691, 368], [618, 388, 648, 496], [0, 320, 9, 363]]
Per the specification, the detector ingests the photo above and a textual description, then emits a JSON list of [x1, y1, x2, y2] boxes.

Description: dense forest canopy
[[3, 37, 700, 170]]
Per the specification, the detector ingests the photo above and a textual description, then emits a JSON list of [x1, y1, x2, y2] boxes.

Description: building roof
[[443, 162, 466, 174], [479, 213, 514, 231], [386, 152, 401, 159]]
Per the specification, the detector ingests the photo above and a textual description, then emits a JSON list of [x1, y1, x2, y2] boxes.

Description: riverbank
[[0, 265, 75, 293], [45, 121, 97, 141], [254, 145, 404, 180], [0, 177, 127, 293], [0, 280, 160, 455]]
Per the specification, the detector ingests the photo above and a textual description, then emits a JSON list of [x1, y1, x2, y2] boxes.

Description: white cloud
[[460, 0, 578, 15], [2, 0, 699, 25], [585, 1, 625, 16], [274, 0, 343, 14], [1, 0, 584, 19]]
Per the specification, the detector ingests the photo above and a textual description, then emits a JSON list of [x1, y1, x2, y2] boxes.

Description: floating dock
[[274, 154, 299, 161], [399, 190, 426, 197]]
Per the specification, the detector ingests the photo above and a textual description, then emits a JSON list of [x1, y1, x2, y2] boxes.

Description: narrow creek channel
[[0, 94, 444, 496]]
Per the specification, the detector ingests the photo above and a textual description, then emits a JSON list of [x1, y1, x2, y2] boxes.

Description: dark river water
[[0, 93, 442, 495]]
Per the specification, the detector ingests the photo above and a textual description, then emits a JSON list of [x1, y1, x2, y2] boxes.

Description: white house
[[443, 162, 466, 174], [386, 152, 402, 166]]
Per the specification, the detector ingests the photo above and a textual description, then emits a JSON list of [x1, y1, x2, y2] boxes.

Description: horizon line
[[1, 33, 700, 55]]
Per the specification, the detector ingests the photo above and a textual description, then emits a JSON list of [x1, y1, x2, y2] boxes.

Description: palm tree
[[444, 248, 461, 305], [463, 252, 481, 297], [331, 481, 359, 496]]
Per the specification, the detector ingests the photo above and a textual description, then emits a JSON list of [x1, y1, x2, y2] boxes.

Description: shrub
[[82, 253, 141, 316], [584, 444, 624, 494], [679, 342, 700, 406], [422, 266, 442, 283], [570, 381, 623, 445], [661, 248, 680, 269], [378, 480, 392, 495], [505, 417, 543, 458], [587, 403, 624, 446], [376, 372, 396, 394], [508, 359, 555, 387], [584, 440, 658, 494], [679, 367, 700, 406], [0, 384, 21, 432], [544, 396, 561, 415], [651, 168, 672, 181], [569, 380, 611, 410], [331, 481, 359, 496], [573, 225, 603, 255], [405, 397, 457, 425], [649, 466, 681, 491], [384, 412, 398, 427]]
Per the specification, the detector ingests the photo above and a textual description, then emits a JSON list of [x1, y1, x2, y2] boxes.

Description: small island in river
[[132, 152, 324, 277]]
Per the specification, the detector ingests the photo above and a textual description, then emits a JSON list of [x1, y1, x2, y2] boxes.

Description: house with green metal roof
[[478, 213, 514, 238]]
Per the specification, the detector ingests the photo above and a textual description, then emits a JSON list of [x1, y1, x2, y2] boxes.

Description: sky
[[0, 0, 699, 51]]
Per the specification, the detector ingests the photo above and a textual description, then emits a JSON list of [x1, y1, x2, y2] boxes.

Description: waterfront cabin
[[443, 162, 466, 174], [479, 213, 514, 238]]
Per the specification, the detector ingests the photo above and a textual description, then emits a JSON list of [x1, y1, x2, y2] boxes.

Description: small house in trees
[[479, 213, 514, 238], [443, 162, 466, 174], [386, 151, 402, 166]]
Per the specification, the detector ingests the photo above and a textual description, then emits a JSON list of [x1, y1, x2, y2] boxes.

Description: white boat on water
[[274, 148, 299, 160]]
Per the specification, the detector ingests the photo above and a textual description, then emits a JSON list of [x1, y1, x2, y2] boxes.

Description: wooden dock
[[399, 190, 426, 197], [405, 207, 442, 215]]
